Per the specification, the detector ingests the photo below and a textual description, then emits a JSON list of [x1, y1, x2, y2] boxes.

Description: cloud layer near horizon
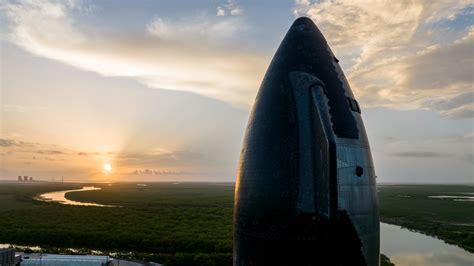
[[0, 138, 214, 180], [2, 0, 473, 117]]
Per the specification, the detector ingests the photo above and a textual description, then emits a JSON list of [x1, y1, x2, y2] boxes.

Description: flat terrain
[[0, 182, 472, 265], [0, 182, 234, 265]]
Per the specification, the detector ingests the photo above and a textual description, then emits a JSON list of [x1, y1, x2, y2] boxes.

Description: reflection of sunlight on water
[[36, 186, 116, 207], [391, 251, 473, 266], [381, 223, 473, 266]]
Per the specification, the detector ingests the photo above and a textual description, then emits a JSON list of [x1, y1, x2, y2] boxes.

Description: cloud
[[423, 91, 474, 119], [0, 139, 20, 147], [465, 153, 474, 163], [146, 15, 245, 42], [392, 151, 450, 158], [116, 150, 205, 167], [1, 137, 211, 180], [76, 151, 114, 156], [36, 150, 64, 155], [0, 139, 38, 147], [216, 0, 242, 16], [2, 105, 28, 113], [2, 0, 265, 107], [2, 0, 472, 114], [1, 139, 69, 156], [131, 169, 191, 176], [294, 0, 474, 117]]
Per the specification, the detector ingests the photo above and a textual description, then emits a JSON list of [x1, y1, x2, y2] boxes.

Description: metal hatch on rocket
[[233, 17, 380, 266]]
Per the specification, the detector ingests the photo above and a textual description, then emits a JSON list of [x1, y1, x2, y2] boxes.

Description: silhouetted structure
[[0, 248, 21, 265], [20, 254, 112, 265], [234, 17, 379, 265]]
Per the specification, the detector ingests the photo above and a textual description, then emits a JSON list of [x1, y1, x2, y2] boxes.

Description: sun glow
[[103, 163, 113, 173]]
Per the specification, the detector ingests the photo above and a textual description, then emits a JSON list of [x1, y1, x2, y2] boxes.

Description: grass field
[[0, 182, 234, 265], [0, 182, 472, 265]]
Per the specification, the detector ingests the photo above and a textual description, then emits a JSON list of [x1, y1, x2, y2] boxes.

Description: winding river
[[380, 223, 473, 266], [35, 186, 115, 207], [4, 223, 471, 265]]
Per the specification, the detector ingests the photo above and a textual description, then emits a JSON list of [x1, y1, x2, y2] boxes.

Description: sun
[[103, 163, 113, 173]]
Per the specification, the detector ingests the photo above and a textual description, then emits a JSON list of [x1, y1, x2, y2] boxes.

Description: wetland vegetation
[[0, 182, 472, 265]]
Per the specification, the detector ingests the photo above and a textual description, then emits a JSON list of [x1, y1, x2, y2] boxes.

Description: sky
[[0, 0, 473, 183]]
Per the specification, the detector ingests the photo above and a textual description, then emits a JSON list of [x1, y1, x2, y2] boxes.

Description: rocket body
[[234, 17, 379, 266]]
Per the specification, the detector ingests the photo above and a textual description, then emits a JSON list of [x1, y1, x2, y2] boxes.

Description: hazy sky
[[1, 0, 473, 183]]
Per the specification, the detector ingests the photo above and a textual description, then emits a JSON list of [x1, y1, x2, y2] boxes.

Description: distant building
[[21, 254, 112, 265], [0, 248, 21, 266], [23, 176, 28, 182], [29, 177, 33, 181], [18, 176, 22, 182]]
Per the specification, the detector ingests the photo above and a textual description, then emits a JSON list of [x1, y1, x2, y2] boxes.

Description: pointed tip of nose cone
[[284, 16, 327, 50], [287, 17, 322, 39], [293, 16, 317, 27], [263, 16, 330, 82]]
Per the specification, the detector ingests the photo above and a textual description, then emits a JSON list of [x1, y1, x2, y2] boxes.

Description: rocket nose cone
[[266, 16, 359, 139], [235, 17, 332, 219], [260, 17, 330, 91], [282, 17, 327, 54], [292, 16, 317, 28], [286, 17, 323, 41]]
